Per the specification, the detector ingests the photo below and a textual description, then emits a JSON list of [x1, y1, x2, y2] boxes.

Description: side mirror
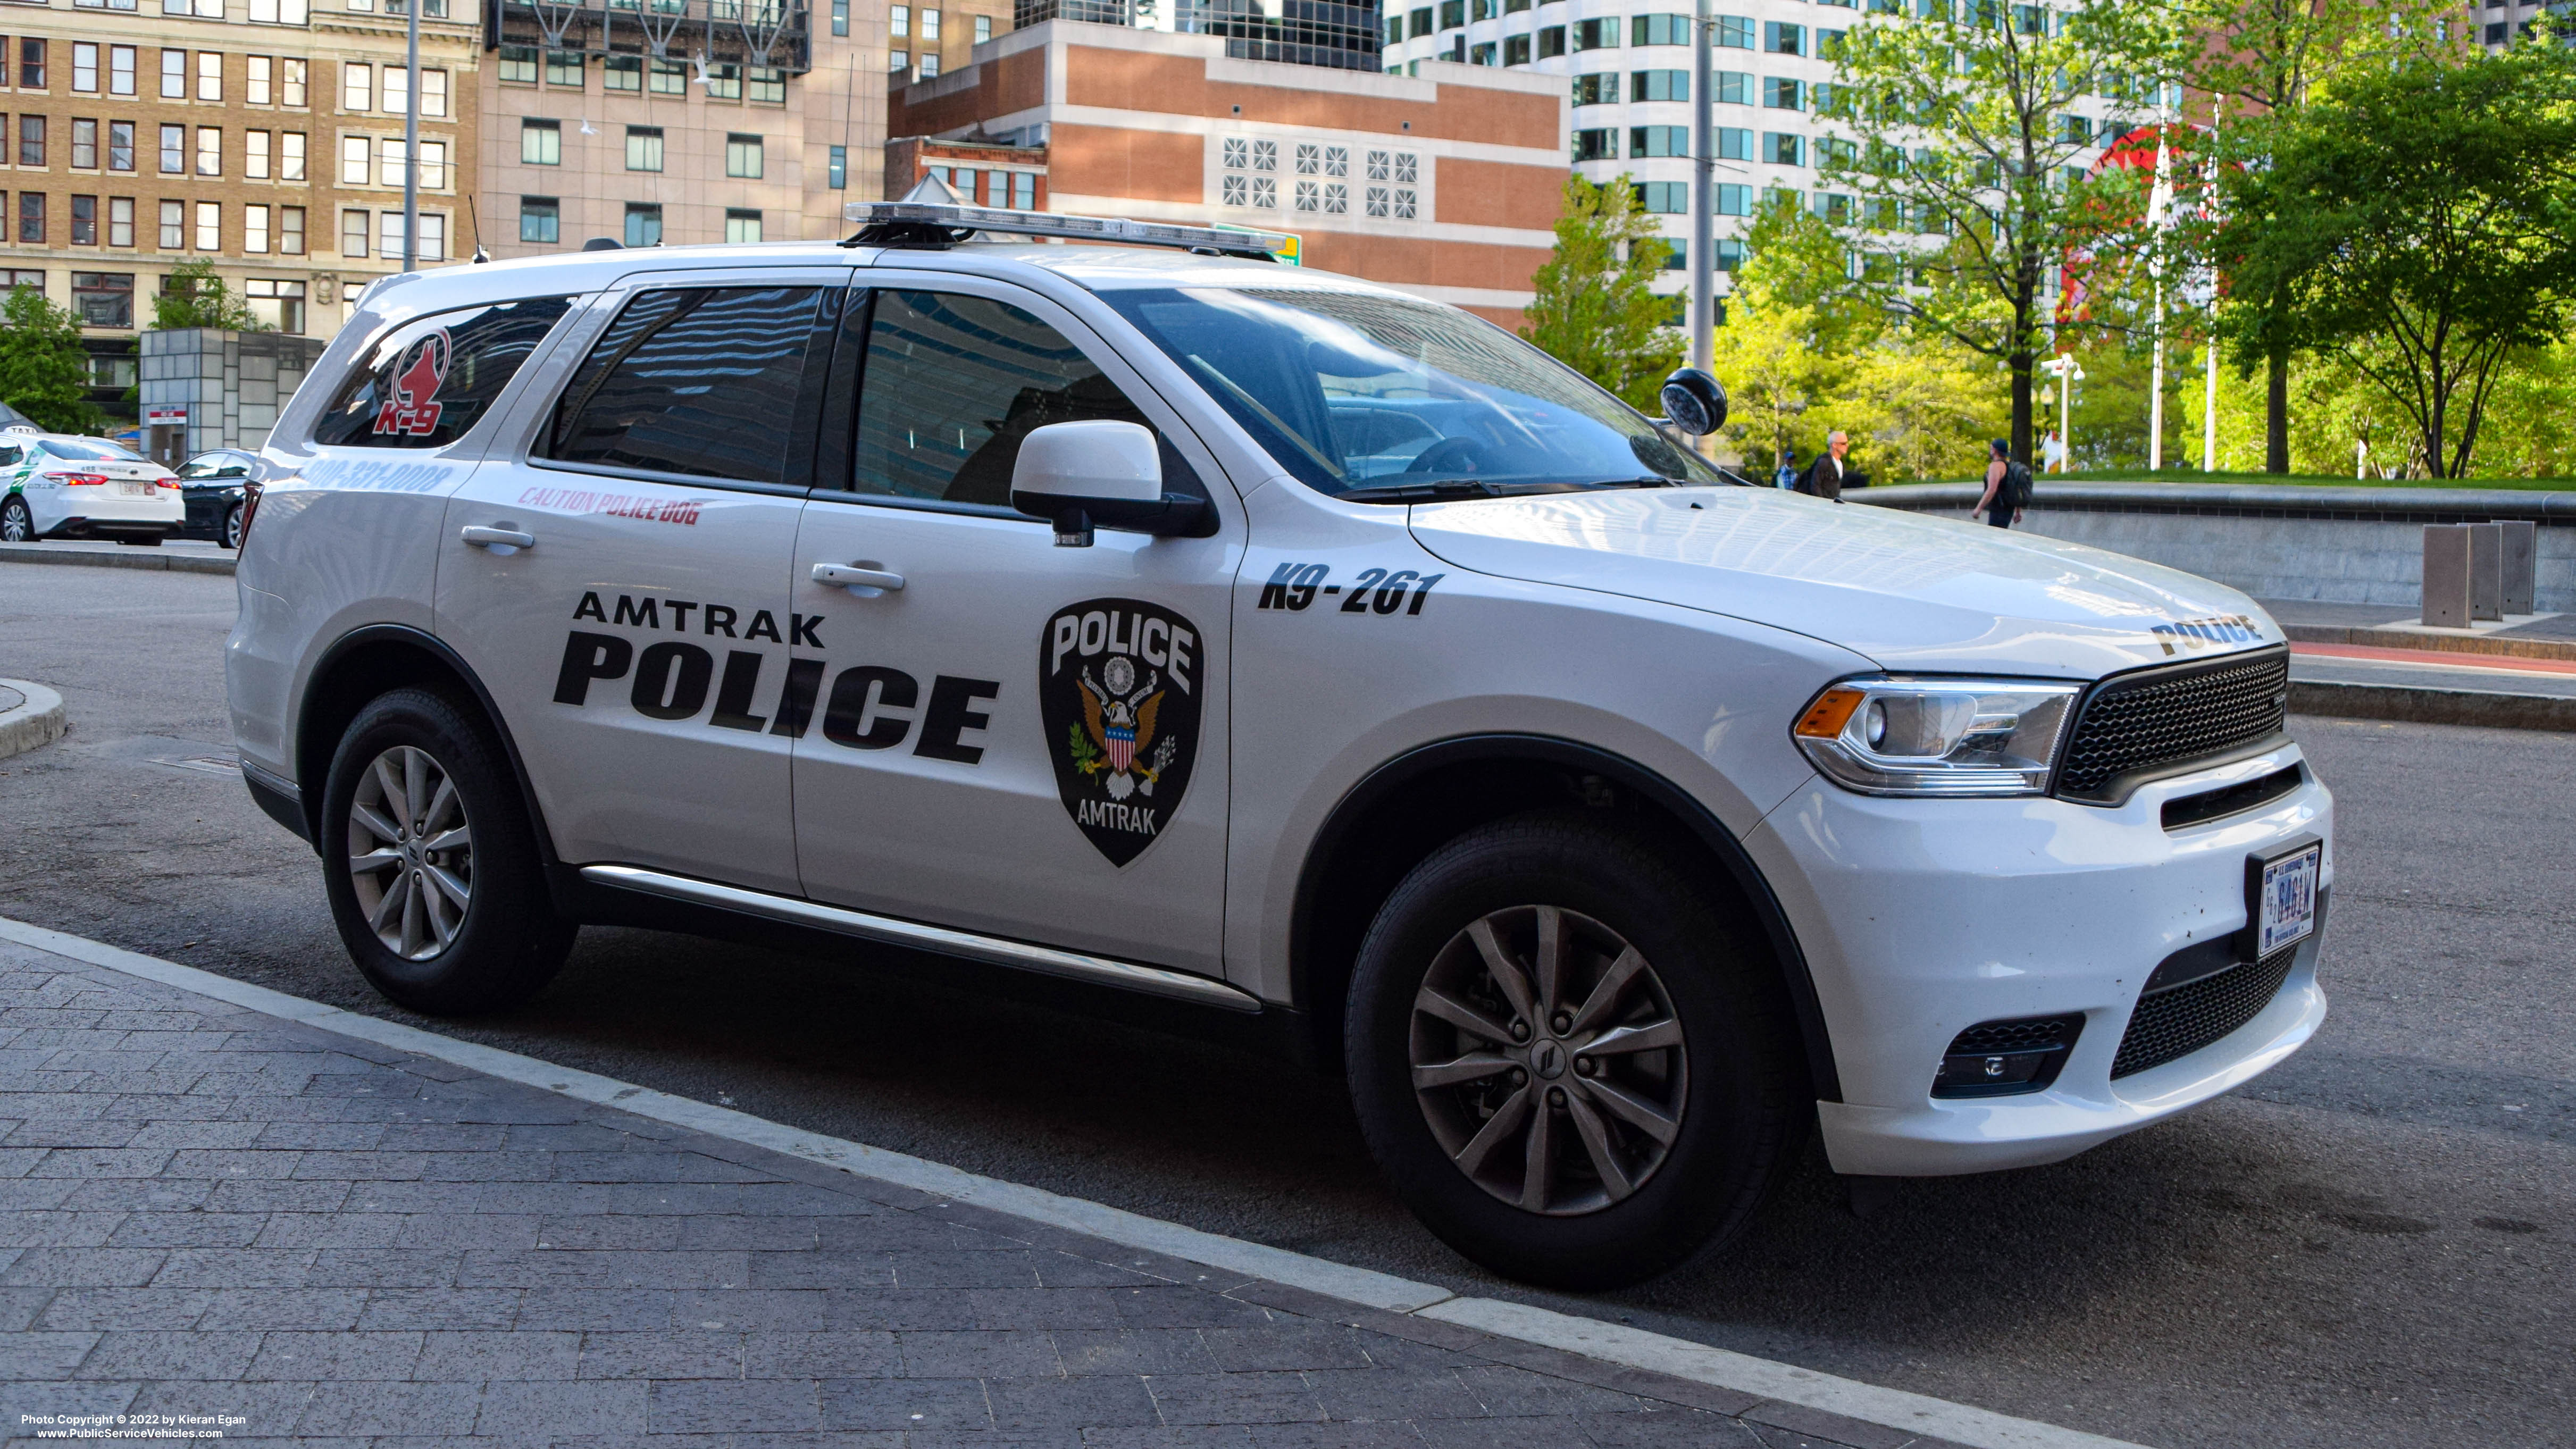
[[1011, 420, 1191, 548], [1660, 368, 1728, 437]]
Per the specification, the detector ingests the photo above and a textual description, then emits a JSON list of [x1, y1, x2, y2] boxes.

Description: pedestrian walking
[[1774, 447, 1799, 490], [1973, 438, 2029, 529], [1797, 431, 1853, 501]]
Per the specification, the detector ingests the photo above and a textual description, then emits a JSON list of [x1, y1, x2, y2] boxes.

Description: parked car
[[0, 427, 182, 545], [223, 205, 2330, 1289], [176, 448, 261, 549]]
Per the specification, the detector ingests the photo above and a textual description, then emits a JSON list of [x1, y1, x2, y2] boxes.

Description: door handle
[[462, 525, 536, 551], [812, 562, 905, 596]]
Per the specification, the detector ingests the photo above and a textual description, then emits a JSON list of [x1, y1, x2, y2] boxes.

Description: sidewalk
[[0, 931, 1985, 1449]]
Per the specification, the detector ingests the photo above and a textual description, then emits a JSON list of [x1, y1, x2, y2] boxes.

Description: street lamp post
[[400, 0, 421, 272], [1688, 0, 1713, 376]]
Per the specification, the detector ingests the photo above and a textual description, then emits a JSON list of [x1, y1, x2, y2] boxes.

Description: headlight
[[1793, 676, 2082, 797]]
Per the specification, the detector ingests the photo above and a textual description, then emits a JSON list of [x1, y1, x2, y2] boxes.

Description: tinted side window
[[852, 290, 1152, 508], [547, 286, 828, 485], [311, 297, 575, 449]]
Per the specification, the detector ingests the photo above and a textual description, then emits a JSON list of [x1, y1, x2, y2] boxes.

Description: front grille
[[2055, 648, 2289, 804], [2111, 943, 2298, 1078]]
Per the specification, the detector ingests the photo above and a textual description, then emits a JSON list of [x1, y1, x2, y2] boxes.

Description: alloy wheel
[[1408, 904, 1689, 1216], [1, 501, 28, 543], [222, 504, 244, 550], [345, 744, 474, 961]]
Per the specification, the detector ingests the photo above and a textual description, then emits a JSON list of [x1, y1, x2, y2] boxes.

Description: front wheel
[[221, 504, 244, 550], [319, 687, 574, 1015], [1, 498, 32, 543], [1345, 814, 1806, 1289]]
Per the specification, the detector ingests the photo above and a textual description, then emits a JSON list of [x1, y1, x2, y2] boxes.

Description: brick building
[[888, 20, 1566, 326], [0, 0, 480, 398]]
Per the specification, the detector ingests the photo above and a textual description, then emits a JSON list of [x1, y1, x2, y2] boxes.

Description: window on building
[[245, 202, 270, 252], [1632, 13, 1686, 44], [1629, 125, 1687, 158], [549, 285, 821, 481], [625, 125, 662, 172], [18, 39, 43, 90], [73, 271, 131, 326], [246, 129, 270, 178], [832, 0, 848, 36], [107, 121, 133, 172], [1765, 131, 1804, 165], [1503, 33, 1530, 64], [16, 114, 41, 167], [1717, 237, 1745, 271], [891, 4, 909, 36], [107, 196, 134, 247], [1816, 191, 1854, 225], [1408, 7, 1431, 38], [1631, 69, 1686, 100], [195, 126, 219, 175], [604, 55, 641, 91], [520, 195, 558, 243], [419, 139, 446, 189], [499, 46, 537, 85], [650, 57, 685, 94], [1572, 16, 1619, 48], [342, 61, 370, 110], [158, 123, 184, 174], [71, 194, 97, 245], [827, 144, 846, 189], [158, 199, 183, 249], [624, 202, 660, 247], [545, 51, 582, 87], [421, 68, 447, 117], [1714, 69, 1750, 104], [73, 43, 98, 94], [196, 51, 220, 102], [1469, 41, 1495, 64], [377, 136, 403, 186], [1717, 125, 1751, 160], [916, 55, 938, 79], [921, 7, 940, 38], [248, 0, 313, 21], [244, 278, 306, 334], [724, 208, 761, 243], [749, 66, 785, 103], [707, 62, 742, 98], [282, 57, 305, 106], [726, 133, 763, 180], [1571, 72, 1618, 105], [247, 55, 272, 105], [1014, 170, 1035, 208], [1571, 128, 1614, 162], [1440, 0, 1464, 28], [279, 203, 302, 254], [110, 46, 135, 97], [522, 118, 559, 165], [340, 206, 367, 256], [72, 119, 97, 169], [1765, 21, 1803, 54], [1716, 182, 1750, 215], [974, 14, 991, 41], [192, 199, 217, 249], [1384, 14, 1402, 42], [1633, 180, 1684, 214], [315, 296, 573, 448], [1764, 76, 1803, 110], [1537, 26, 1566, 58], [339, 134, 367, 185]]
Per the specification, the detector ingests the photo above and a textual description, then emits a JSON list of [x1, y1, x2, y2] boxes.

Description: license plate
[[117, 481, 154, 497], [2252, 842, 2320, 957]]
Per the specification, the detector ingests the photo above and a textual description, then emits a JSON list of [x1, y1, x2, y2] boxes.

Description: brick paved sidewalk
[[0, 937, 1935, 1448]]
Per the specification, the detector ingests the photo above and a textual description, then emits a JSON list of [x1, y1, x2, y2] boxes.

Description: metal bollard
[[2469, 523, 2505, 621], [2499, 520, 2538, 616], [2422, 525, 2472, 628]]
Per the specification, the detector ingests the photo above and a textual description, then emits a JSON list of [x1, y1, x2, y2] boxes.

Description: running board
[[578, 864, 1264, 1014]]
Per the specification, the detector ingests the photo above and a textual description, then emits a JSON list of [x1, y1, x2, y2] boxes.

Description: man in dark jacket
[[1797, 431, 1852, 501]]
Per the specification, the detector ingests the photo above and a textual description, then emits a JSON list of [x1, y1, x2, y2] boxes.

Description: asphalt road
[[2, 561, 2567, 1449]]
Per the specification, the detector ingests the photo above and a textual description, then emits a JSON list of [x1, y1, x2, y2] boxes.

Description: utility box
[[2422, 525, 2472, 628], [2499, 520, 2538, 615], [138, 329, 327, 466], [2468, 522, 2505, 621]]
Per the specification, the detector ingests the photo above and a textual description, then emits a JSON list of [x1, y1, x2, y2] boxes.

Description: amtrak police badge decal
[[1040, 599, 1202, 867]]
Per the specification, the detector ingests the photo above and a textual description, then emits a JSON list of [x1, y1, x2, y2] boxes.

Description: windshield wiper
[[1334, 479, 1516, 502]]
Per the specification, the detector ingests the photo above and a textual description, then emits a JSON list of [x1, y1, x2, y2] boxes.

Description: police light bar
[[841, 200, 1292, 258]]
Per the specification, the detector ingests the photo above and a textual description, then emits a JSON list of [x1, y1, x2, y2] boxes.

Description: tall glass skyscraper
[[1019, 0, 1384, 71]]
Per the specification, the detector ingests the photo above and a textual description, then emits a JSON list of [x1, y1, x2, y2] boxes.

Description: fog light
[[1931, 1014, 2083, 1099]]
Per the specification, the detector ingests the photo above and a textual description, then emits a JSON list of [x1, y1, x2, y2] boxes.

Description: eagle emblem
[[1040, 598, 1203, 867]]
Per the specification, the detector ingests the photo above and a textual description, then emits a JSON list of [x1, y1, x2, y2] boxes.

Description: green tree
[[2178, 0, 2450, 471], [2211, 39, 2576, 477], [1821, 0, 2182, 461], [152, 258, 267, 332], [1521, 174, 1682, 412], [0, 286, 104, 435], [1738, 190, 1880, 356]]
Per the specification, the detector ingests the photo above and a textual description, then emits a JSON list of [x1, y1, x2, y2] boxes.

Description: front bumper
[[1748, 741, 2332, 1177]]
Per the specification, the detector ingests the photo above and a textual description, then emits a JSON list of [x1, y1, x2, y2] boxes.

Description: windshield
[[42, 438, 146, 463], [1101, 287, 1720, 499]]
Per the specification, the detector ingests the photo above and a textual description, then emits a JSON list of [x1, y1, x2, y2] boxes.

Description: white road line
[[0, 913, 2152, 1449]]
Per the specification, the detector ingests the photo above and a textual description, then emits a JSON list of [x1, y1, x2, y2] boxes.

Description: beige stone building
[[0, 0, 481, 386]]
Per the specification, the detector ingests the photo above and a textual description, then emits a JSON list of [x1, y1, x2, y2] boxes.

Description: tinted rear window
[[41, 439, 146, 463], [545, 286, 829, 485], [311, 296, 575, 449]]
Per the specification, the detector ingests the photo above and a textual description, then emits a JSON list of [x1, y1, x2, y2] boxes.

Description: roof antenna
[[465, 196, 490, 263]]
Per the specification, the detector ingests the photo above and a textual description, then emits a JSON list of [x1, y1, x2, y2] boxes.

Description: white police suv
[[0, 427, 183, 545], [224, 201, 2329, 1288]]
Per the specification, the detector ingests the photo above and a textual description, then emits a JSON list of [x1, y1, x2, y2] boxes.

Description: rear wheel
[[1345, 813, 1805, 1289], [320, 687, 573, 1015], [1, 499, 32, 543]]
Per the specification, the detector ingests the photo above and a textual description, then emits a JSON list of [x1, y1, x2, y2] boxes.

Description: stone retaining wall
[[1850, 482, 2576, 611]]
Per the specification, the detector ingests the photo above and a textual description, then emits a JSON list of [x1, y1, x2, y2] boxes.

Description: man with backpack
[[1975, 438, 2031, 529]]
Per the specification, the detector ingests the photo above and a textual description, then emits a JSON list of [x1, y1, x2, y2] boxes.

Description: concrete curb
[[0, 541, 236, 575], [2292, 679, 2576, 732], [2283, 622, 2576, 663], [0, 679, 65, 760], [0, 911, 2149, 1449]]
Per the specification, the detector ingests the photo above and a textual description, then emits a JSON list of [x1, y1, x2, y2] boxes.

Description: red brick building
[[887, 20, 1568, 328]]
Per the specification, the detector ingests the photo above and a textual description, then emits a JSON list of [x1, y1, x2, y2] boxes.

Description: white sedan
[[0, 428, 183, 545]]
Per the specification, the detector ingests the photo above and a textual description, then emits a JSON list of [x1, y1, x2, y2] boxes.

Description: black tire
[[221, 504, 244, 550], [0, 498, 30, 543], [1345, 813, 1806, 1289], [319, 686, 574, 1015]]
